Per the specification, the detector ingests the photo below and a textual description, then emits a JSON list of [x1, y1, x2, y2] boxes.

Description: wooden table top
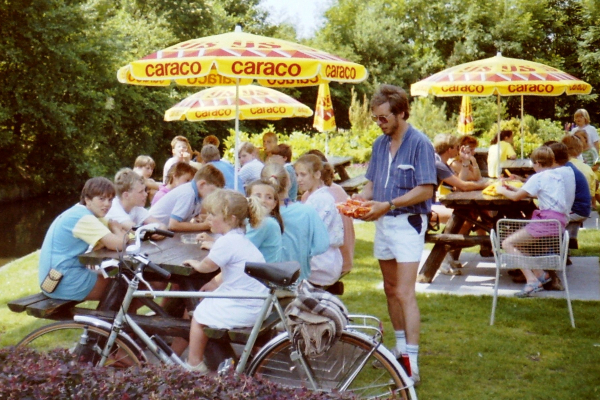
[[440, 189, 533, 208], [327, 155, 352, 168], [79, 232, 208, 276], [500, 159, 534, 174]]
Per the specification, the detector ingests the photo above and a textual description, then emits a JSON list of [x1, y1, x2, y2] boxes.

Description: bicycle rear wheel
[[247, 331, 416, 399], [17, 321, 143, 367]]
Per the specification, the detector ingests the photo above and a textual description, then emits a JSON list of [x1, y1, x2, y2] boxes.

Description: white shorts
[[374, 214, 427, 263]]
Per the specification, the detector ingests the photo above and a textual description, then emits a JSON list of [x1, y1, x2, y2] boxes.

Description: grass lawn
[[1, 224, 600, 399]]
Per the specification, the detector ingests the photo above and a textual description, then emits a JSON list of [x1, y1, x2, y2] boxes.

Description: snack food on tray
[[482, 179, 524, 196], [336, 198, 371, 219]]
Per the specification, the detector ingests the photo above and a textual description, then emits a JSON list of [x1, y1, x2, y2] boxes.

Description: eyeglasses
[[370, 113, 395, 124]]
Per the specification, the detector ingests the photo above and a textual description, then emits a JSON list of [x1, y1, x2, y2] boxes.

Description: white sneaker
[[439, 263, 461, 275], [186, 361, 209, 375]]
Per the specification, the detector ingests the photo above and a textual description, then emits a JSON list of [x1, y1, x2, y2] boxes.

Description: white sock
[[406, 344, 419, 375], [394, 330, 406, 354]]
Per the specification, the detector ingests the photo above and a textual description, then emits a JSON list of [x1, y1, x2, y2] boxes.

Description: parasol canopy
[[411, 53, 591, 97], [164, 85, 313, 122]]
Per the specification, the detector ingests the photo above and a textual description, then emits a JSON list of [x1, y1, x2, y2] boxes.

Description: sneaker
[[186, 361, 209, 375], [439, 263, 461, 275], [411, 370, 421, 386]]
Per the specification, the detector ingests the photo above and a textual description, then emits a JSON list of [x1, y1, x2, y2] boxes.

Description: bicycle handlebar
[[127, 223, 174, 254], [132, 254, 171, 280]]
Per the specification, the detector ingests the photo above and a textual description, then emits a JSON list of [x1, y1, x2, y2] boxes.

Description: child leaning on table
[[183, 189, 269, 373], [496, 146, 571, 298]]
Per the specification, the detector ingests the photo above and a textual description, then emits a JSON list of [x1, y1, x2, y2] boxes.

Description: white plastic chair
[[490, 218, 575, 328]]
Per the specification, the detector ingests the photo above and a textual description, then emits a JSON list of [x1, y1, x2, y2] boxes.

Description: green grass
[[2, 225, 600, 399]]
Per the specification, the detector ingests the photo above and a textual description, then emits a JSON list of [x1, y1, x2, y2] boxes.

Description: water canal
[[0, 196, 73, 267]]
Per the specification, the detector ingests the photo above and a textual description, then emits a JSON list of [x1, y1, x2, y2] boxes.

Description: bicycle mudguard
[[245, 261, 300, 287], [74, 315, 148, 362]]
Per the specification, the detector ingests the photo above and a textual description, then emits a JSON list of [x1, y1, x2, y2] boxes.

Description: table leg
[[417, 213, 467, 283]]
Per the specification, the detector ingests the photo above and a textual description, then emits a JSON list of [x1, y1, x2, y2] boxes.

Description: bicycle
[[16, 225, 417, 399]]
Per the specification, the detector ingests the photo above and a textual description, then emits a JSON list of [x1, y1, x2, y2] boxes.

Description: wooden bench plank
[[425, 233, 490, 247], [7, 293, 52, 313], [25, 297, 80, 319], [340, 174, 368, 195]]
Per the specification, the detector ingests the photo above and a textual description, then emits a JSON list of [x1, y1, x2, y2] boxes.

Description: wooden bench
[[339, 174, 368, 195], [425, 233, 490, 248], [8, 292, 80, 319]]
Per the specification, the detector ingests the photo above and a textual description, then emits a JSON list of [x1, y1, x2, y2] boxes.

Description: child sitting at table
[[295, 154, 344, 286], [162, 136, 192, 183], [238, 142, 264, 188], [183, 189, 269, 373], [151, 162, 198, 206], [261, 131, 278, 160], [261, 162, 329, 282], [195, 179, 283, 263], [267, 143, 298, 201], [488, 130, 517, 178], [133, 155, 160, 203], [496, 146, 571, 297]]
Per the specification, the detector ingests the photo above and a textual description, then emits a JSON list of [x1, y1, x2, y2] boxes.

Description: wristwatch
[[388, 200, 396, 211]]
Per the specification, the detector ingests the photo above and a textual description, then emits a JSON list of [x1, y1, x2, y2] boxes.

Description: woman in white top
[[295, 154, 344, 286]]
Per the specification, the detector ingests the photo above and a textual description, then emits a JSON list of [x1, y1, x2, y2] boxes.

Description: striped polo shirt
[[365, 124, 437, 216]]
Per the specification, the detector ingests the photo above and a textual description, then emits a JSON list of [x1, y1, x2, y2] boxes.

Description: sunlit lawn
[[1, 223, 600, 399]]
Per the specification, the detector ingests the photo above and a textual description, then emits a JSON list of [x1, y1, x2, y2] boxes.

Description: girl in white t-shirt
[[183, 189, 268, 373], [295, 154, 344, 286], [496, 146, 570, 297]]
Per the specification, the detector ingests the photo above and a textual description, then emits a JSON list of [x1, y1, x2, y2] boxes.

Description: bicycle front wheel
[[247, 331, 416, 399], [17, 321, 143, 368]]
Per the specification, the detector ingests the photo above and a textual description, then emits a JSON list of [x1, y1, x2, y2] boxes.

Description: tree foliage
[[2, 0, 600, 195]]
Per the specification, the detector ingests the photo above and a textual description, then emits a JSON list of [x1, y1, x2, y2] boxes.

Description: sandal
[[515, 283, 543, 298], [537, 272, 552, 285]]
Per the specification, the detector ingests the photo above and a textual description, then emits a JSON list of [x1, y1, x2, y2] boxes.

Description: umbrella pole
[[497, 94, 501, 178], [520, 95, 524, 159], [234, 78, 240, 192]]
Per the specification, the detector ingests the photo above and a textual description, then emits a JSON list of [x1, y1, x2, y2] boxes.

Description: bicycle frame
[[76, 266, 319, 389]]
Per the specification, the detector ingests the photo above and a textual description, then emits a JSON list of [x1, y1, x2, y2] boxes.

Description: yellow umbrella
[[313, 83, 336, 156], [164, 85, 313, 122], [411, 53, 591, 97], [119, 26, 368, 188], [457, 95, 474, 135], [411, 52, 592, 173], [119, 27, 367, 88]]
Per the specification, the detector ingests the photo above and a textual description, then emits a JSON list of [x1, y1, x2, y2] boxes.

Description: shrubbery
[[0, 347, 356, 400]]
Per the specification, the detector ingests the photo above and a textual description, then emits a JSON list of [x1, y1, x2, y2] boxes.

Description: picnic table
[[327, 155, 368, 195], [500, 158, 534, 177], [417, 190, 536, 283]]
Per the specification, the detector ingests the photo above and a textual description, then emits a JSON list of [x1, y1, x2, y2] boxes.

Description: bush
[[480, 116, 565, 158], [222, 90, 381, 165], [0, 347, 356, 400]]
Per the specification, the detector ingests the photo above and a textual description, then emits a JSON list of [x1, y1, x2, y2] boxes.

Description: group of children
[[116, 131, 356, 373], [434, 109, 599, 297]]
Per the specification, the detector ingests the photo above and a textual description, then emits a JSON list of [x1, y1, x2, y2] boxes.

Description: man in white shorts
[[356, 84, 436, 384]]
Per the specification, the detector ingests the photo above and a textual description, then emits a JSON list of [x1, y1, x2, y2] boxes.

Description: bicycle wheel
[[247, 331, 416, 399], [17, 321, 144, 367]]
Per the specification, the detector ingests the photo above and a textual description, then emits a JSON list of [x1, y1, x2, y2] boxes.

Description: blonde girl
[[183, 189, 268, 373], [261, 163, 329, 282], [295, 154, 344, 286], [245, 179, 284, 263]]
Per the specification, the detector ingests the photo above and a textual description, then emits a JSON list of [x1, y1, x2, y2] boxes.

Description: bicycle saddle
[[245, 261, 300, 287]]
